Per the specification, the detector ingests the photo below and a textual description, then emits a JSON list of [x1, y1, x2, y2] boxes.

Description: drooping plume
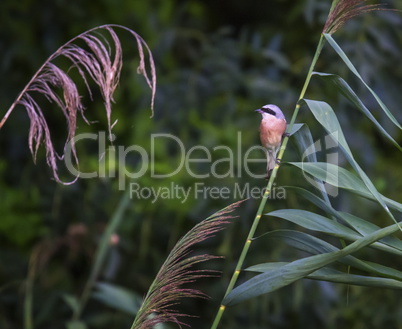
[[0, 24, 156, 183]]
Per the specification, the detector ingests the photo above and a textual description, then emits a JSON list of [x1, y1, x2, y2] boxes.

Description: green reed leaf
[[93, 282, 143, 315], [288, 123, 304, 136], [313, 71, 401, 151], [286, 187, 402, 255], [289, 162, 402, 213], [302, 99, 398, 226], [292, 124, 332, 203], [247, 263, 402, 290], [323, 33, 402, 130], [268, 209, 359, 240], [285, 186, 341, 219], [338, 212, 402, 254], [269, 209, 402, 256], [257, 230, 402, 280], [73, 190, 131, 320], [223, 221, 402, 305]]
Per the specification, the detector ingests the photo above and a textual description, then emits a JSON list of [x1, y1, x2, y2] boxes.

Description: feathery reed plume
[[131, 200, 244, 329], [323, 0, 383, 35], [0, 24, 156, 184]]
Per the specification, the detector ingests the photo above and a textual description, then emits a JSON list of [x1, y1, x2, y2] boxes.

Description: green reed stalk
[[210, 34, 326, 329], [72, 190, 131, 320]]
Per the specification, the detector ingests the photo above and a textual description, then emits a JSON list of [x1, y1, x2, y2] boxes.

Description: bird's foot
[[265, 169, 273, 180]]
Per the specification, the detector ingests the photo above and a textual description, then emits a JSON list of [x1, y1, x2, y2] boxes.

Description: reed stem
[[210, 33, 326, 329]]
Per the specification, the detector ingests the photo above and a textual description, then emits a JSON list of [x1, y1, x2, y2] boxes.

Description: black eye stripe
[[261, 108, 276, 116]]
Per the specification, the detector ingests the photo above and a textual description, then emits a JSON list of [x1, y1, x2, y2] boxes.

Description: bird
[[255, 104, 287, 179]]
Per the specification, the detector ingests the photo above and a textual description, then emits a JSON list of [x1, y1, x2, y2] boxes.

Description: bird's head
[[255, 104, 285, 120]]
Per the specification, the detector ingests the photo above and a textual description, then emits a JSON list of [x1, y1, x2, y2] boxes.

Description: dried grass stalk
[[0, 24, 156, 184], [131, 200, 244, 329], [323, 0, 385, 35]]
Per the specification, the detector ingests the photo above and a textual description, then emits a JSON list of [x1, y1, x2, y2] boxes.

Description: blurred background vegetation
[[0, 0, 401, 328]]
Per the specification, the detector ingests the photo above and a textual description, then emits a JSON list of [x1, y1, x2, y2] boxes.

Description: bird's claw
[[265, 169, 273, 180], [264, 160, 281, 179]]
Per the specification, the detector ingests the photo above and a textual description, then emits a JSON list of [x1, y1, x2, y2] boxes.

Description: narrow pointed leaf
[[62, 294, 81, 315], [288, 123, 304, 136], [247, 263, 402, 290], [269, 209, 402, 256], [312, 71, 401, 151], [92, 282, 142, 315], [302, 99, 398, 226], [290, 162, 366, 195], [289, 162, 402, 212], [260, 230, 402, 280], [285, 186, 342, 220], [223, 221, 402, 306], [268, 209, 360, 240], [323, 33, 401, 130], [74, 190, 131, 319], [286, 187, 402, 255], [339, 212, 402, 253], [293, 124, 317, 163], [292, 124, 331, 203]]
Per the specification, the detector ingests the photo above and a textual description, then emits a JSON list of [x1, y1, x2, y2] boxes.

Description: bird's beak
[[255, 109, 262, 114]]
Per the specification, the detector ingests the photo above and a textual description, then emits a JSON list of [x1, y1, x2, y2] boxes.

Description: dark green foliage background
[[0, 0, 401, 328]]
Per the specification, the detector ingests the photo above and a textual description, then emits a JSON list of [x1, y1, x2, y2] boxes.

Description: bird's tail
[[266, 148, 277, 179]]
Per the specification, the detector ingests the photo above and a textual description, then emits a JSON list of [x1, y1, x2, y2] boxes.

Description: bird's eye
[[262, 108, 276, 116]]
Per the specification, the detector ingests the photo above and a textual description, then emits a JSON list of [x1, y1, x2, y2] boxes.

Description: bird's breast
[[259, 117, 287, 149]]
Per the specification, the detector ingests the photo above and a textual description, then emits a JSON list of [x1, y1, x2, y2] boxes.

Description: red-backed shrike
[[256, 104, 287, 178]]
